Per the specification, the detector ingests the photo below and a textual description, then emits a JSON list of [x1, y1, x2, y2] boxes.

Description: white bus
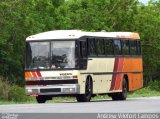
[[25, 30, 143, 103]]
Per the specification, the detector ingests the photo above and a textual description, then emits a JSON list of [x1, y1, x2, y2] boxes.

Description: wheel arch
[[86, 75, 93, 81], [124, 74, 129, 91], [86, 75, 93, 92], [86, 75, 93, 85]]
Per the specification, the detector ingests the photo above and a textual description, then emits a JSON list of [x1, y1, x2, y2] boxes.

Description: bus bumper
[[25, 84, 80, 96]]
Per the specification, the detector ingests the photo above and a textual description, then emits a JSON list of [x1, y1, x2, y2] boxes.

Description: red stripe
[[36, 71, 42, 77], [113, 59, 120, 90], [110, 58, 119, 91], [32, 72, 37, 77], [114, 74, 122, 90], [114, 58, 124, 90], [118, 58, 124, 90]]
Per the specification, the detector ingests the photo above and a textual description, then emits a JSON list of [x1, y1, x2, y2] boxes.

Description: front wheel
[[76, 78, 93, 102], [36, 96, 47, 103]]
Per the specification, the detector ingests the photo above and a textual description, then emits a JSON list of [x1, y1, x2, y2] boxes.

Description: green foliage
[[0, 76, 33, 102], [0, 76, 11, 100], [0, 0, 160, 87], [148, 80, 160, 91], [0, 0, 65, 84], [8, 85, 32, 102], [128, 87, 160, 98]]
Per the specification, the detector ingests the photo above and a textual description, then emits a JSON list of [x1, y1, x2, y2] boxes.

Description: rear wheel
[[112, 78, 127, 100], [121, 79, 128, 100], [76, 77, 92, 102]]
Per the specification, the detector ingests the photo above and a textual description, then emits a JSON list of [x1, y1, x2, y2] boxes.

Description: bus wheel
[[121, 78, 128, 100], [36, 96, 47, 103], [76, 77, 92, 102], [112, 79, 127, 100]]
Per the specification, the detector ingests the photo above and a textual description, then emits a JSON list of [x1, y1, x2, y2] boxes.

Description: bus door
[[79, 39, 87, 69]]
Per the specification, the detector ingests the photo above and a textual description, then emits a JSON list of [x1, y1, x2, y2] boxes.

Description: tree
[[0, 0, 160, 86]]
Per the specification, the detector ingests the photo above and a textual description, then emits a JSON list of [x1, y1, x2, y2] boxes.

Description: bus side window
[[137, 41, 141, 55], [88, 38, 96, 56], [121, 40, 129, 55], [129, 40, 137, 55], [96, 39, 105, 55], [113, 39, 122, 55], [80, 40, 87, 58], [79, 40, 87, 69], [105, 39, 113, 55]]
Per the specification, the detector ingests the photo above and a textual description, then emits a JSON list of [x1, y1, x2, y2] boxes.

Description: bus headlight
[[27, 89, 33, 93], [63, 88, 75, 93]]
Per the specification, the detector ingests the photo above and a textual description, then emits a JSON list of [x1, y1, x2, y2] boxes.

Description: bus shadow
[[56, 99, 114, 104], [54, 98, 134, 104]]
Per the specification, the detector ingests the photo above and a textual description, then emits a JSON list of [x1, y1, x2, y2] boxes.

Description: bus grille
[[40, 88, 61, 93]]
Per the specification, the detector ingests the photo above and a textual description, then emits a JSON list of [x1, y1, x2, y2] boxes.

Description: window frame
[[129, 40, 137, 55], [121, 39, 130, 55], [95, 38, 105, 56], [113, 38, 122, 55], [104, 38, 114, 56]]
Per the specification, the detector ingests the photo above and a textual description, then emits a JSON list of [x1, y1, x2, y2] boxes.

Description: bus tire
[[36, 96, 47, 103], [120, 78, 128, 100], [76, 77, 93, 102], [112, 78, 127, 101]]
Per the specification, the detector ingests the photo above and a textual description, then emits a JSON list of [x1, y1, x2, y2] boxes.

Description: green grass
[[128, 87, 160, 98], [0, 97, 35, 104]]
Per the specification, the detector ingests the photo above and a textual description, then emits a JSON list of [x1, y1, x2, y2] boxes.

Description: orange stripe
[[25, 72, 32, 78]]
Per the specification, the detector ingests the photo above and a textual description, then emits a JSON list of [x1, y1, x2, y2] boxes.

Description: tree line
[[0, 0, 160, 86]]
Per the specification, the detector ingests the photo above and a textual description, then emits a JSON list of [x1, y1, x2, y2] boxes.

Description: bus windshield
[[25, 41, 76, 69]]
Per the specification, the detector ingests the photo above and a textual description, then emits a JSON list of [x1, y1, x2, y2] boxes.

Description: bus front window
[[51, 41, 75, 69], [25, 41, 76, 70], [26, 42, 50, 69]]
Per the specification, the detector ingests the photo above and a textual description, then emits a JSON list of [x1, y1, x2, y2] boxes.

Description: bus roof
[[26, 30, 140, 41]]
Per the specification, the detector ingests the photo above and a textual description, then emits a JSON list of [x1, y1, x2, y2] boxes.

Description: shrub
[[8, 85, 32, 102], [0, 76, 11, 100], [0, 76, 33, 102], [148, 80, 160, 91]]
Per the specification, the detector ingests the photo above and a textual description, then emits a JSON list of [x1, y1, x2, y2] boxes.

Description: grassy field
[[0, 86, 160, 104]]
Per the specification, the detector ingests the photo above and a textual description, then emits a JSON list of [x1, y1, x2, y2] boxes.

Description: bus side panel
[[123, 58, 143, 91], [127, 73, 143, 91], [79, 58, 115, 94], [110, 57, 143, 92], [79, 57, 143, 94]]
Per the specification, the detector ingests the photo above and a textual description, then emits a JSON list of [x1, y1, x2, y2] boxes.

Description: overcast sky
[[139, 0, 149, 4]]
